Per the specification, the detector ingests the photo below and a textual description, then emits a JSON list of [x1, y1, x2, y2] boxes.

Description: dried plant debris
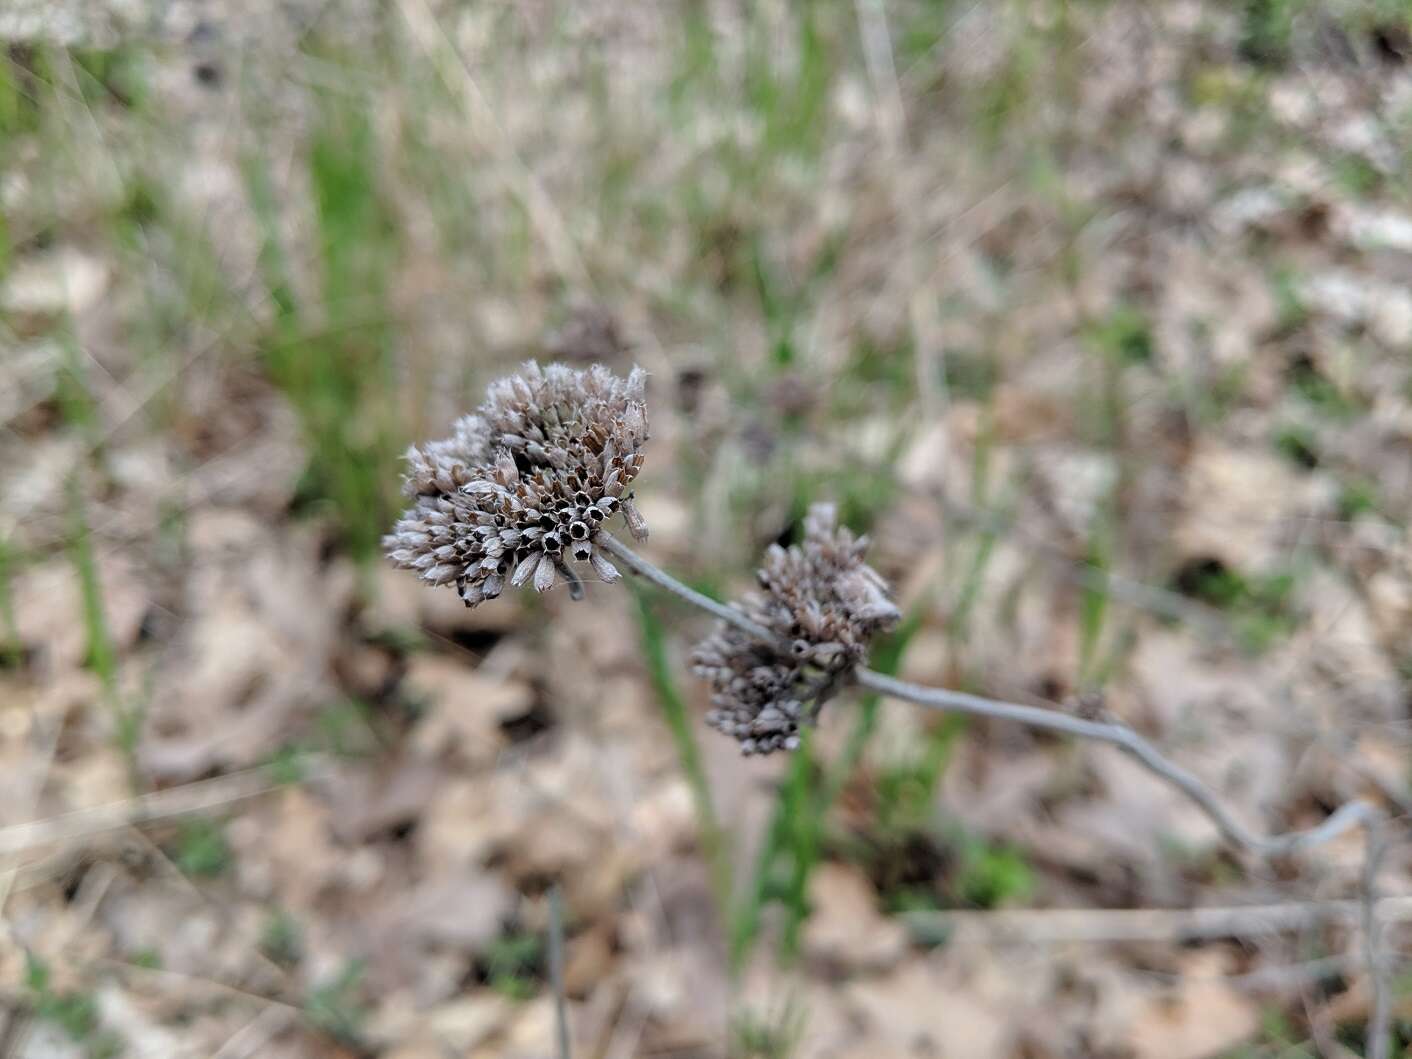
[[693, 504, 900, 754], [385, 362, 650, 606]]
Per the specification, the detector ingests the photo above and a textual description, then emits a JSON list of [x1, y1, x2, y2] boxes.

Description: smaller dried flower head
[[692, 504, 899, 755], [384, 362, 650, 606]]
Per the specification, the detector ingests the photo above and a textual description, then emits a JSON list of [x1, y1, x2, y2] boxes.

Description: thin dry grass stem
[[0, 698, 71, 915], [600, 534, 1394, 1059], [0, 761, 332, 858], [52, 861, 117, 951], [853, 0, 945, 422], [903, 895, 1412, 946], [854, 0, 906, 155], [398, 0, 592, 292], [211, 1007, 299, 1059], [1214, 957, 1351, 995], [101, 958, 301, 1015]]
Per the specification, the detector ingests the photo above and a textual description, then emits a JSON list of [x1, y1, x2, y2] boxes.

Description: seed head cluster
[[692, 504, 900, 755], [384, 362, 649, 606]]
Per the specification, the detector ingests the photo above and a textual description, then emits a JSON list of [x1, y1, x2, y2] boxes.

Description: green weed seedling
[[259, 909, 304, 967], [244, 75, 403, 562], [482, 930, 544, 1001], [731, 996, 807, 1059], [634, 586, 732, 909], [171, 817, 233, 878], [25, 952, 123, 1058], [307, 959, 369, 1045]]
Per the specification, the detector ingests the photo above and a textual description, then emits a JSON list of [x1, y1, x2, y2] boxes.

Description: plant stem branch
[[602, 534, 1391, 1059], [598, 533, 775, 640]]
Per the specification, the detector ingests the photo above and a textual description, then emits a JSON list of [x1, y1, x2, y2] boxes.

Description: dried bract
[[383, 362, 650, 605], [692, 504, 899, 754]]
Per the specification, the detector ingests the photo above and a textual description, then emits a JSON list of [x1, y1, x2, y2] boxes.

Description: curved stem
[[604, 533, 1391, 1059], [854, 668, 1380, 856]]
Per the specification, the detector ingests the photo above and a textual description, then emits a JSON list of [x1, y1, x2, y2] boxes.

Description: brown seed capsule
[[691, 504, 898, 756], [383, 362, 650, 606], [511, 550, 542, 587], [533, 554, 556, 593], [589, 549, 621, 584], [621, 494, 649, 541]]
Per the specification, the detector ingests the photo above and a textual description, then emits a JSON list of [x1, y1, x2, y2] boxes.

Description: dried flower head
[[692, 504, 899, 754], [384, 362, 650, 606]]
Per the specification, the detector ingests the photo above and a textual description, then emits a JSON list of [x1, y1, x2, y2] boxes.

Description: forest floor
[[2, 1, 1412, 1056]]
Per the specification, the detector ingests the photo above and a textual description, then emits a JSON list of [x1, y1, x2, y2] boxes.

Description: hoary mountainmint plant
[[692, 503, 900, 755], [385, 361, 1391, 1057], [384, 362, 650, 606]]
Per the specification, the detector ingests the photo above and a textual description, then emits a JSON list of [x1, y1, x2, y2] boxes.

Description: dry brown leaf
[[1290, 567, 1403, 723], [397, 869, 513, 952], [564, 925, 614, 997], [1125, 952, 1260, 1059], [1, 246, 108, 322], [421, 993, 517, 1052], [328, 753, 449, 844], [802, 863, 908, 976], [843, 958, 1012, 1057], [1175, 443, 1306, 572], [1028, 446, 1120, 544], [407, 655, 531, 766], [381, 1039, 447, 1059], [475, 996, 558, 1059], [140, 512, 344, 780], [629, 946, 730, 1054], [417, 778, 507, 875], [367, 563, 526, 641], [12, 558, 148, 676], [230, 787, 338, 912]]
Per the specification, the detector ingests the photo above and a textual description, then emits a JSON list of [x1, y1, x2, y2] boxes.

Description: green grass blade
[[0, 531, 19, 667], [67, 479, 115, 694], [632, 586, 733, 910], [731, 605, 926, 969]]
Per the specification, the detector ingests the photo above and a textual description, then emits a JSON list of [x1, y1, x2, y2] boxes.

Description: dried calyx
[[692, 504, 900, 755], [384, 362, 649, 606]]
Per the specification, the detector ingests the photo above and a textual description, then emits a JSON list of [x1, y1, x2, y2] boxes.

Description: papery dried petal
[[532, 553, 556, 593], [589, 549, 621, 585]]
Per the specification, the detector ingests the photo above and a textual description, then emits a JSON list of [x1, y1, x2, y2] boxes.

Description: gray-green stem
[[600, 532, 1390, 1059]]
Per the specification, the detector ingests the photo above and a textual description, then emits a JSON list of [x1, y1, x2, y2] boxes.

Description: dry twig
[[0, 762, 331, 858], [902, 896, 1412, 947]]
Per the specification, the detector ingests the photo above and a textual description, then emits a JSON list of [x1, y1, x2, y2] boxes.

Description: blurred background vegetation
[[3, 0, 1412, 1056]]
